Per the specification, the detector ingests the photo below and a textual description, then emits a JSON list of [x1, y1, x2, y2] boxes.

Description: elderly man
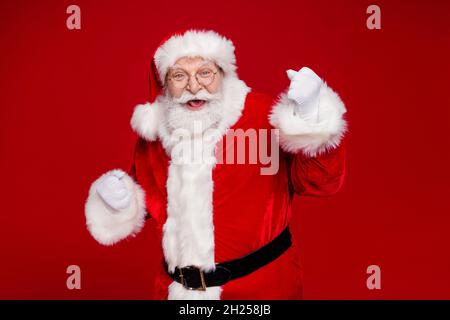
[[85, 29, 347, 300]]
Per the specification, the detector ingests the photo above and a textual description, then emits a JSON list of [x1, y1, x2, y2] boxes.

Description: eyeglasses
[[166, 67, 220, 89]]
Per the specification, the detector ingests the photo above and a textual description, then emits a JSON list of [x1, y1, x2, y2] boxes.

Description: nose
[[186, 75, 201, 94]]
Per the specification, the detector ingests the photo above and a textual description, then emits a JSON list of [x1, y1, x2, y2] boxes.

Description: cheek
[[207, 77, 222, 94], [168, 85, 183, 98]]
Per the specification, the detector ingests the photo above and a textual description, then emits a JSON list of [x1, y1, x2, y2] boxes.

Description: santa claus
[[85, 29, 347, 300]]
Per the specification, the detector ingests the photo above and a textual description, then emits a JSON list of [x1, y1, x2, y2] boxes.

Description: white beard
[[163, 89, 225, 135]]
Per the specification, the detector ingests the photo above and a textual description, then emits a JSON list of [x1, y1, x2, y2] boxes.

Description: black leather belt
[[165, 227, 292, 291]]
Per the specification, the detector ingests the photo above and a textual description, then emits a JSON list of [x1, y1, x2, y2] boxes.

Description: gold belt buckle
[[179, 266, 207, 291]]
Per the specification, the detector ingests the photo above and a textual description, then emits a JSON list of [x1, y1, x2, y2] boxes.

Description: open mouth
[[185, 99, 206, 110]]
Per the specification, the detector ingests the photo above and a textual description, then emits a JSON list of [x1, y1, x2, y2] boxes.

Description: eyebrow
[[169, 67, 185, 73], [170, 60, 216, 72]]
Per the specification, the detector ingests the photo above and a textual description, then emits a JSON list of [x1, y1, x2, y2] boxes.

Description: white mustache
[[172, 90, 221, 104]]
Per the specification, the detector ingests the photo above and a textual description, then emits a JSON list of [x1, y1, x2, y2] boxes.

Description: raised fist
[[95, 169, 131, 211], [286, 66, 323, 117]]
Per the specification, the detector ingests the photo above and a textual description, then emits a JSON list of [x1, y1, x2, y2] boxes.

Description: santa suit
[[85, 30, 347, 300]]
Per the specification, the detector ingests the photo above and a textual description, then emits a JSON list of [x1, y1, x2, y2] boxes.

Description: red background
[[1, 0, 449, 299]]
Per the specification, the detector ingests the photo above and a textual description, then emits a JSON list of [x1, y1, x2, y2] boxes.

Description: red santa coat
[[130, 90, 346, 299]]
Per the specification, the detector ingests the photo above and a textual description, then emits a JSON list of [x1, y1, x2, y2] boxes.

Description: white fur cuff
[[269, 83, 348, 157], [85, 170, 147, 246]]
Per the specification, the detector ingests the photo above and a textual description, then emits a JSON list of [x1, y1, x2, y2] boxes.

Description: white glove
[[286, 67, 323, 118], [96, 169, 131, 211]]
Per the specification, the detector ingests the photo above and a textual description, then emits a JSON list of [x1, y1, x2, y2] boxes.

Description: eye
[[198, 69, 213, 78], [172, 73, 186, 81]]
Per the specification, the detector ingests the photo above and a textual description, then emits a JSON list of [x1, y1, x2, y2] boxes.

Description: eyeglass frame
[[165, 66, 222, 90]]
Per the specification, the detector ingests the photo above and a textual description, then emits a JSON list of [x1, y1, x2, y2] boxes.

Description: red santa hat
[[148, 29, 237, 102]]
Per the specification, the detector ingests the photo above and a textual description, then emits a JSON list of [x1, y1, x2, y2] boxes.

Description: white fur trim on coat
[[154, 30, 237, 84], [269, 83, 348, 157], [134, 76, 247, 300], [85, 170, 147, 246], [168, 282, 222, 300]]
